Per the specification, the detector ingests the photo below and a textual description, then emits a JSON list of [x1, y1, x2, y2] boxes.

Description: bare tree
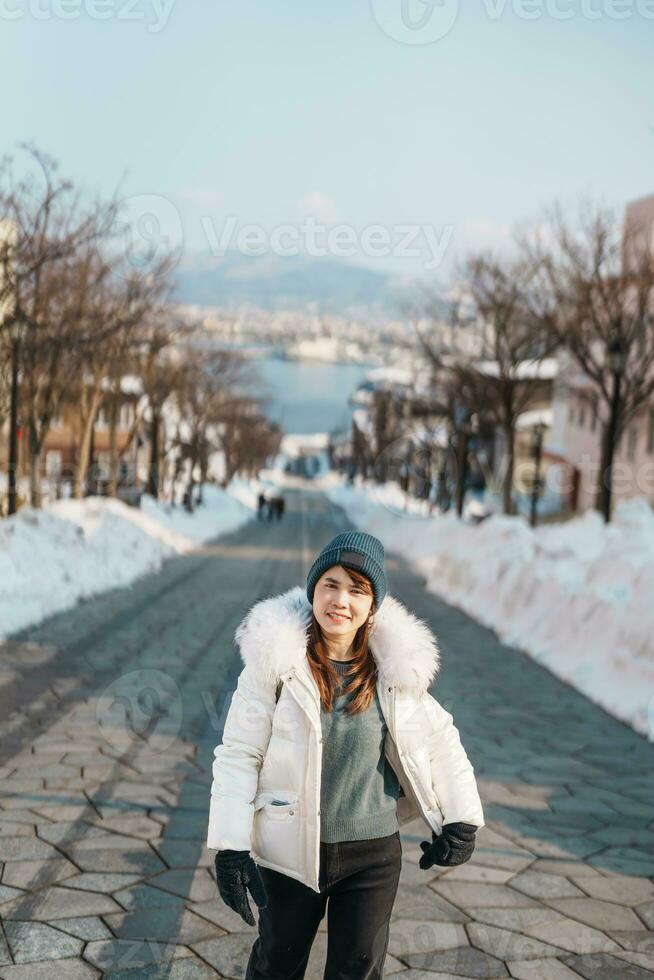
[[172, 347, 262, 503], [523, 200, 654, 520], [405, 317, 460, 496], [0, 146, 119, 509], [133, 310, 189, 500], [351, 414, 371, 481], [407, 256, 555, 515], [0, 146, 178, 508], [69, 249, 175, 498], [104, 364, 144, 499], [228, 410, 282, 482], [448, 252, 556, 514]]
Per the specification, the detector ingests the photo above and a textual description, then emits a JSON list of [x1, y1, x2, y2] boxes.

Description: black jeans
[[245, 831, 402, 980]]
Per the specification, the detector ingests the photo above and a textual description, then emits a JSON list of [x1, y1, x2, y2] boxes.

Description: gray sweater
[[319, 657, 401, 843]]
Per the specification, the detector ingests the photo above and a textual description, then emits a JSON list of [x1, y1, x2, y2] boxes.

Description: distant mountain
[[173, 251, 441, 320]]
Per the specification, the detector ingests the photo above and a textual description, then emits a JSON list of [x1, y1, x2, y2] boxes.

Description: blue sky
[[2, 0, 653, 280]]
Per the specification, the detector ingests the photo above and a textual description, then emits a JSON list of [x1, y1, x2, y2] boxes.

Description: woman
[[207, 531, 485, 979]]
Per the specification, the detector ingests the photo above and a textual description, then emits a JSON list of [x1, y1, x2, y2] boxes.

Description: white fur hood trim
[[234, 585, 440, 693]]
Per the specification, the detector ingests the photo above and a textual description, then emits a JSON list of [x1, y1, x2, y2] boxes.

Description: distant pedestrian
[[257, 493, 267, 521], [275, 496, 285, 520]]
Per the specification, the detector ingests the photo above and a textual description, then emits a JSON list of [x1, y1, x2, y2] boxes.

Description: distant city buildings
[[178, 303, 412, 367], [177, 195, 654, 519]]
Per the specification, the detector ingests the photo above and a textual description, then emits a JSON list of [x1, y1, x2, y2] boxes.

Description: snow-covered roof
[[352, 408, 373, 433], [282, 432, 330, 453], [476, 358, 558, 381], [516, 408, 553, 431], [119, 375, 143, 395], [362, 366, 414, 386], [407, 423, 449, 448], [99, 375, 144, 396]]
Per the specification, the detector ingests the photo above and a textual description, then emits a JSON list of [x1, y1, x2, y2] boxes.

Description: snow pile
[[139, 484, 254, 544], [323, 478, 654, 740], [0, 484, 254, 637]]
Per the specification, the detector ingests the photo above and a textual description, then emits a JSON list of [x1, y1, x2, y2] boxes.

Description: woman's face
[[313, 565, 374, 639]]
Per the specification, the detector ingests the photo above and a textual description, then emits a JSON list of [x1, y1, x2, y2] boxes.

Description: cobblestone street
[[0, 490, 653, 978]]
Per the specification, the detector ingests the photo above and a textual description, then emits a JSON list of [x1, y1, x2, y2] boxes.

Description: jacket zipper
[[283, 670, 322, 890], [388, 683, 439, 830]]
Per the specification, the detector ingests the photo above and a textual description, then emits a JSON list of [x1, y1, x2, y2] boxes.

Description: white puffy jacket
[[207, 586, 484, 894]]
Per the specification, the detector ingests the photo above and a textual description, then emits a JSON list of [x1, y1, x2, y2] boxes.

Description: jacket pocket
[[254, 789, 298, 811], [260, 799, 298, 820], [252, 792, 301, 870]]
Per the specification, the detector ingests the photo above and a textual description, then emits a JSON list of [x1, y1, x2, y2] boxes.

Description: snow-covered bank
[[0, 483, 255, 638], [321, 476, 654, 741]]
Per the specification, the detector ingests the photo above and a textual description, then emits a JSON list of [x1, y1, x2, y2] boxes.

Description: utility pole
[[148, 408, 160, 499], [529, 422, 546, 528], [7, 331, 20, 515], [601, 335, 627, 523]]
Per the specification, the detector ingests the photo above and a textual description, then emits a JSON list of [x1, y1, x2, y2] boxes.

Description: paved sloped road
[[0, 488, 653, 979]]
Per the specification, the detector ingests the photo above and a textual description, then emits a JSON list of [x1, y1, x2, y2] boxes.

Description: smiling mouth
[[327, 612, 351, 622]]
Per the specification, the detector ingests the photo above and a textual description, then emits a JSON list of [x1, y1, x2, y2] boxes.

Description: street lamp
[[436, 443, 450, 513], [455, 407, 478, 518], [529, 421, 547, 528], [601, 334, 627, 523], [608, 335, 628, 374], [1, 221, 20, 516], [7, 323, 22, 516]]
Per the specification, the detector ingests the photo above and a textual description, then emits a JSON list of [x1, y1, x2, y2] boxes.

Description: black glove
[[419, 822, 477, 869], [214, 849, 268, 926]]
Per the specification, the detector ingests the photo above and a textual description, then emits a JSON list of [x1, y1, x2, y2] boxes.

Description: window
[[119, 404, 134, 429], [45, 451, 62, 477]]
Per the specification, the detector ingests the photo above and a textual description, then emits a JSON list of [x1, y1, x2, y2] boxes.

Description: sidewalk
[[0, 491, 652, 978]]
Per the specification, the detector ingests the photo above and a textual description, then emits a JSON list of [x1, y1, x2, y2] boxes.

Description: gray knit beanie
[[306, 531, 387, 610]]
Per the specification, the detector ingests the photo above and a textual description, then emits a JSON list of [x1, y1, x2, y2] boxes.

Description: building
[[544, 193, 654, 514], [1, 380, 143, 507]]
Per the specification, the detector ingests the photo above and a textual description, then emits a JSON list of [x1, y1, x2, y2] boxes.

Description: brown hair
[[307, 566, 377, 715]]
